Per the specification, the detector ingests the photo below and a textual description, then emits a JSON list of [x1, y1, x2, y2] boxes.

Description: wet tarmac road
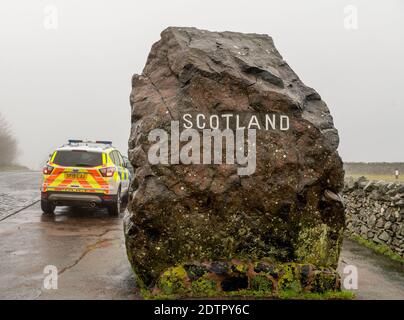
[[0, 171, 41, 220], [338, 239, 404, 300], [0, 203, 139, 299], [0, 171, 403, 299], [0, 171, 139, 299]]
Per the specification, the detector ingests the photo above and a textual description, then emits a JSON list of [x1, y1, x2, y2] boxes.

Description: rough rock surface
[[125, 27, 345, 288]]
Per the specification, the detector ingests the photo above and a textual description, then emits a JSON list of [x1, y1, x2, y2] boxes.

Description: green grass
[[349, 234, 404, 264], [277, 290, 355, 300], [142, 289, 355, 300], [345, 173, 404, 182]]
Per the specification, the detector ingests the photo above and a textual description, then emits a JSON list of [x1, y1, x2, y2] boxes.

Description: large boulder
[[125, 27, 345, 290]]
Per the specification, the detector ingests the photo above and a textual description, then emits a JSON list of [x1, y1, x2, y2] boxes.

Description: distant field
[[344, 162, 404, 182], [0, 164, 30, 172], [345, 173, 404, 182]]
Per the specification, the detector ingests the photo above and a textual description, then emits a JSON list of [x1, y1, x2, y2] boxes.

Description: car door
[[115, 151, 129, 193]]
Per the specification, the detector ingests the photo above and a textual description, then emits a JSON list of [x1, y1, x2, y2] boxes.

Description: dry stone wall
[[343, 177, 404, 257]]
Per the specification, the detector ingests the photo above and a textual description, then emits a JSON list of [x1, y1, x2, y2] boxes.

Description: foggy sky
[[0, 0, 403, 169]]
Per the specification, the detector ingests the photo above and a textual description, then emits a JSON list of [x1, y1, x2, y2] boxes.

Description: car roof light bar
[[68, 139, 83, 144]]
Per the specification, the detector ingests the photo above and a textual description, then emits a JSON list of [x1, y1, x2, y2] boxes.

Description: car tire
[[41, 199, 55, 215], [107, 189, 121, 216]]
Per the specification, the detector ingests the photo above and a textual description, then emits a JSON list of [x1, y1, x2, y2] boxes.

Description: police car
[[41, 140, 131, 215]]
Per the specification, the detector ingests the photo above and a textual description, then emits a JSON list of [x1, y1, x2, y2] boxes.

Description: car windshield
[[53, 150, 103, 167]]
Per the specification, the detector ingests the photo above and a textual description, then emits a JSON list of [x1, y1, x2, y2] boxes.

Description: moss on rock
[[158, 266, 189, 295], [311, 270, 340, 293], [250, 275, 274, 292], [276, 264, 302, 293], [151, 261, 341, 299], [191, 278, 217, 295]]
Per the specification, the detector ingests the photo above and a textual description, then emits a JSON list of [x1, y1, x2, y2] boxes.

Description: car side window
[[110, 151, 117, 165], [116, 152, 124, 167]]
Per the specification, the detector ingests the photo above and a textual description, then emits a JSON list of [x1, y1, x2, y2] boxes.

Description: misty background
[[0, 0, 403, 169]]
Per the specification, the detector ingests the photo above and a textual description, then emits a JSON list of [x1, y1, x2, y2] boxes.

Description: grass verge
[[142, 289, 355, 300], [349, 234, 404, 264]]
